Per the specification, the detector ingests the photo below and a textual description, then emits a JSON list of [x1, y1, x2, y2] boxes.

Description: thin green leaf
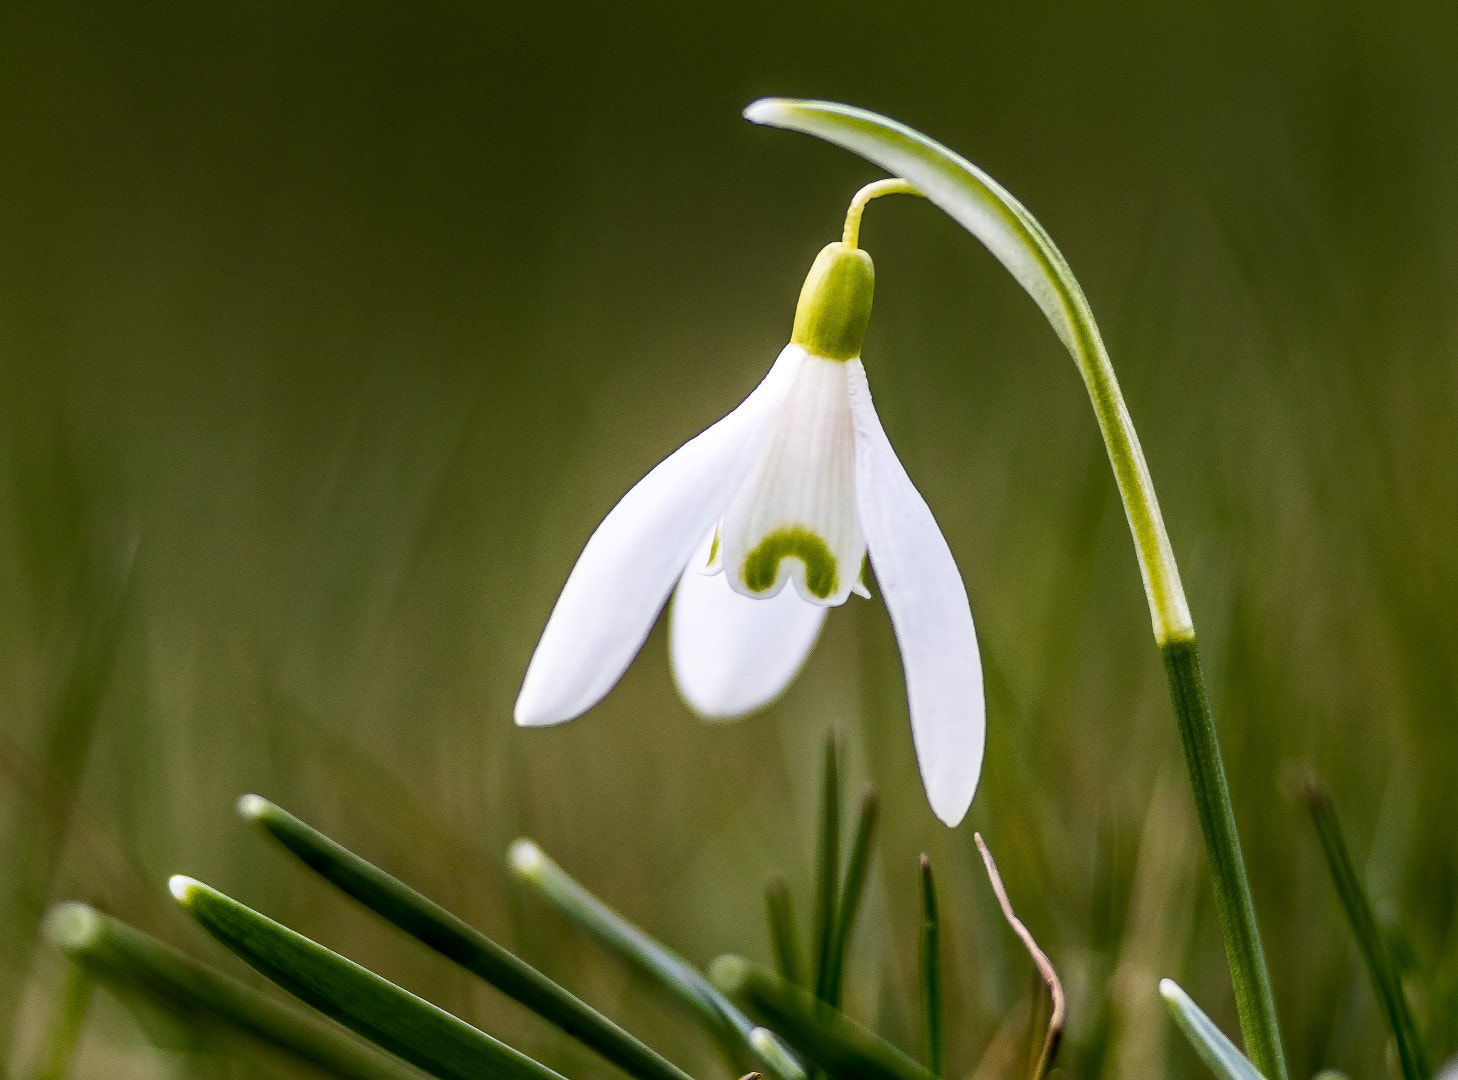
[[508, 840, 804, 1080], [239, 795, 693, 1080], [44, 903, 419, 1080], [823, 791, 877, 1009], [170, 877, 566, 1080], [712, 955, 935, 1080], [1301, 780, 1429, 1080], [765, 877, 803, 988], [812, 733, 841, 1005], [1160, 979, 1267, 1080], [917, 856, 942, 1079]]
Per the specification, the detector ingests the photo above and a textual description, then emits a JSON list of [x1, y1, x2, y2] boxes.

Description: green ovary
[[740, 527, 839, 600]]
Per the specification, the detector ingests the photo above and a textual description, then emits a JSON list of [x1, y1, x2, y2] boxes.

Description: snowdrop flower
[[515, 180, 984, 825]]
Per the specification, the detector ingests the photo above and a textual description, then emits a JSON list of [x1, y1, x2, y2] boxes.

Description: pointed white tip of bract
[[507, 839, 545, 877], [235, 793, 269, 821], [168, 875, 202, 903], [742, 98, 790, 126], [1158, 978, 1181, 1001]]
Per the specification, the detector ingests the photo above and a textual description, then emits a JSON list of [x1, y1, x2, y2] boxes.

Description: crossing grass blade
[[508, 840, 805, 1080], [170, 876, 570, 1080], [812, 733, 841, 1005], [765, 877, 804, 988], [822, 790, 877, 1009], [712, 955, 936, 1080], [238, 794, 695, 1080]]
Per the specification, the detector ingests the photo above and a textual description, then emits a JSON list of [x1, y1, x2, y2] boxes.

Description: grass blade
[[508, 840, 804, 1080], [1301, 780, 1429, 1080], [44, 903, 419, 1080], [823, 790, 877, 1008], [31, 960, 92, 1080], [712, 955, 935, 1080], [170, 876, 567, 1080], [917, 856, 943, 1078], [975, 835, 1063, 1079], [765, 877, 803, 988], [1160, 979, 1266, 1080], [812, 734, 841, 1005], [239, 795, 693, 1080]]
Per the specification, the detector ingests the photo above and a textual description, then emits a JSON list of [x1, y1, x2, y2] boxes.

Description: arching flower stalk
[[516, 180, 985, 827]]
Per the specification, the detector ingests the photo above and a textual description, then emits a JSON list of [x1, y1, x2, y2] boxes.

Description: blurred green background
[[2, 1, 1456, 1076]]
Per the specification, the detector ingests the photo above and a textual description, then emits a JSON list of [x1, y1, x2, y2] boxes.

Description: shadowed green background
[[2, 1, 1456, 1076]]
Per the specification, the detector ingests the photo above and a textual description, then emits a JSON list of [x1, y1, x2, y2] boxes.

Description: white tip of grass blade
[[168, 875, 204, 904], [742, 99, 788, 125], [236, 793, 270, 820], [1160, 978, 1268, 1080], [43, 902, 101, 950], [507, 839, 546, 877]]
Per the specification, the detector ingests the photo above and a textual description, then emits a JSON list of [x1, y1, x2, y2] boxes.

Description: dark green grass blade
[[508, 840, 804, 1080], [765, 876, 804, 988], [1301, 781, 1429, 1080], [239, 795, 693, 1080], [812, 734, 841, 1005], [45, 903, 421, 1080], [711, 955, 935, 1080], [170, 877, 567, 1080], [917, 856, 942, 1078], [822, 791, 877, 1009]]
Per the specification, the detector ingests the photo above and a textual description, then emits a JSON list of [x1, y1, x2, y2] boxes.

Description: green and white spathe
[[516, 200, 984, 826]]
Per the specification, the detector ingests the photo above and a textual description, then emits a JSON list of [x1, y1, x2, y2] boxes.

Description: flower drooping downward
[[515, 181, 985, 825]]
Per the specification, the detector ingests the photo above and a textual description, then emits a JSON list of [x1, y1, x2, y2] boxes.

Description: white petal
[[669, 534, 827, 718], [847, 360, 985, 826], [514, 346, 806, 726], [720, 352, 866, 606]]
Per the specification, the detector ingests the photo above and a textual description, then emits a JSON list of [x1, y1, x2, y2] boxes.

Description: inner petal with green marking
[[742, 527, 839, 600], [718, 350, 868, 607]]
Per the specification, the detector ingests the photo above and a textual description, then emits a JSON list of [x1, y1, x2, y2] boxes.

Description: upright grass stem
[[744, 98, 1287, 1080], [1301, 780, 1428, 1080]]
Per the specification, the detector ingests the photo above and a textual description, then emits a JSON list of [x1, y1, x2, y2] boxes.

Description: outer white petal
[[514, 346, 805, 726], [719, 352, 866, 606], [847, 360, 985, 826], [669, 535, 827, 719]]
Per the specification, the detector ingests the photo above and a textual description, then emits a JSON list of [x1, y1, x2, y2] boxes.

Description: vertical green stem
[[917, 856, 943, 1079], [811, 736, 841, 1005], [32, 964, 92, 1080], [1162, 641, 1283, 1079], [765, 878, 804, 988]]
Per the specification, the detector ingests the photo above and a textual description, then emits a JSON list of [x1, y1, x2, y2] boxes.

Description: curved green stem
[[745, 98, 1285, 1080]]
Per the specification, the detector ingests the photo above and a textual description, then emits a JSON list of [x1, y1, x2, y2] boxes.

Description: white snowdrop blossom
[[515, 186, 985, 825]]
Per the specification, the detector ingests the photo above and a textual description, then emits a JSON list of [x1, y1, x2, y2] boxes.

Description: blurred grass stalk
[[743, 99, 1288, 1080], [0, 544, 134, 1065], [45, 902, 419, 1080], [1301, 779, 1429, 1080]]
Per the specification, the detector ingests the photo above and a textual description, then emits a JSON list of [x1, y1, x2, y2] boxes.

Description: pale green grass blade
[[1160, 979, 1266, 1080], [508, 840, 804, 1080]]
